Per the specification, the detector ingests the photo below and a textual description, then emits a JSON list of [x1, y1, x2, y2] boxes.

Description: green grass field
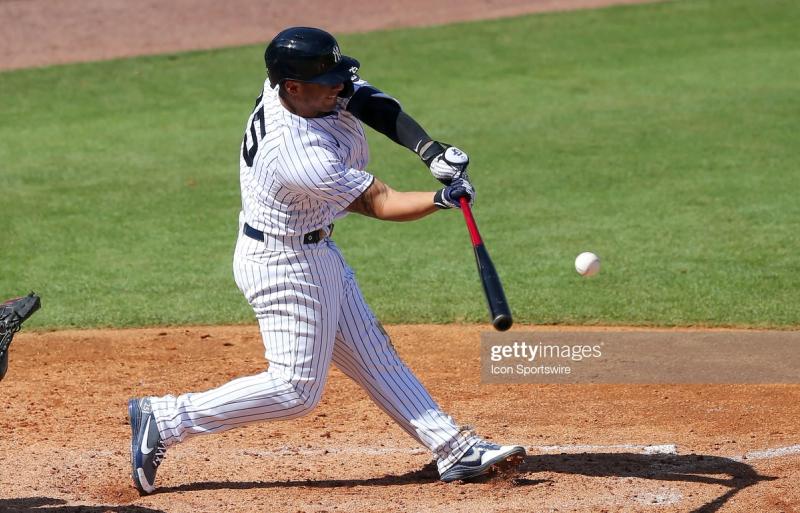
[[2, 0, 798, 328]]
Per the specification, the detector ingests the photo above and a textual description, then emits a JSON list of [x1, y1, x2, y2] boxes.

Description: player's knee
[[289, 380, 324, 416]]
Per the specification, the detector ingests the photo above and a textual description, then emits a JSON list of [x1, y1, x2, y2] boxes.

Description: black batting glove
[[434, 178, 475, 209]]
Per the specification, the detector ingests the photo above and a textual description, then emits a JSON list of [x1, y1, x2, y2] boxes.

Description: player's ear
[[283, 80, 301, 96]]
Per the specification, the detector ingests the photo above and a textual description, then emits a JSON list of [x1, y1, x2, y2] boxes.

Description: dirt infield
[[1, 325, 798, 512]]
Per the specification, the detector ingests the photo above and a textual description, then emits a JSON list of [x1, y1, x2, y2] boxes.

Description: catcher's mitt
[[0, 292, 41, 381]]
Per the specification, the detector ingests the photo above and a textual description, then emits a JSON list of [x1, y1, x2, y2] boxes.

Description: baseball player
[[128, 27, 524, 494]]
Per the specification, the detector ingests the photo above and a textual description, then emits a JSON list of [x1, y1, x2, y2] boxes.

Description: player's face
[[283, 81, 345, 118]]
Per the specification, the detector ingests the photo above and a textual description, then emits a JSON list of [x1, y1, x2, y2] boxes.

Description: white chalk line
[[241, 443, 678, 458], [732, 444, 800, 462], [243, 446, 429, 457], [534, 443, 678, 455], [238, 442, 800, 462]]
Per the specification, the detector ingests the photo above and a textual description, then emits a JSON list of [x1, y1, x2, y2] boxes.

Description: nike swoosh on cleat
[[140, 418, 154, 455]]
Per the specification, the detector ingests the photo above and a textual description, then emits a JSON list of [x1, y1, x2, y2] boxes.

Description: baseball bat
[[459, 197, 513, 331]]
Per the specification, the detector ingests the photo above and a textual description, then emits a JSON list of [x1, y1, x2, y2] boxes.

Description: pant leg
[[151, 234, 344, 447], [329, 254, 479, 474]]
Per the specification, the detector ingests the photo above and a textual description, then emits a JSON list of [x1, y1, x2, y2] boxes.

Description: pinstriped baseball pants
[[150, 231, 479, 473]]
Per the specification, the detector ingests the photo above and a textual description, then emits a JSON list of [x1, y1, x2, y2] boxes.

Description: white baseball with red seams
[[575, 251, 601, 277]]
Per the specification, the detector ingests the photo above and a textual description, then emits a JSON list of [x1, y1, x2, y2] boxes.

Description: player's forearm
[[347, 178, 437, 222], [347, 89, 431, 153], [376, 190, 438, 221], [394, 111, 432, 153], [365, 106, 431, 154]]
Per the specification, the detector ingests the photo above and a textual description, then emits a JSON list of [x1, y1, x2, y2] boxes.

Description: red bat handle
[[459, 197, 482, 246]]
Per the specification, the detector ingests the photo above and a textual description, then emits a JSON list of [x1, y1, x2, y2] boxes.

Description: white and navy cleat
[[128, 397, 167, 494], [440, 441, 526, 482]]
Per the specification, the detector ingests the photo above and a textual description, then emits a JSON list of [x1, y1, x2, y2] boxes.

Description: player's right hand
[[418, 141, 470, 185], [434, 178, 475, 209]]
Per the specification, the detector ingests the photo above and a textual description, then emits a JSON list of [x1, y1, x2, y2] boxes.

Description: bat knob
[[492, 314, 513, 332]]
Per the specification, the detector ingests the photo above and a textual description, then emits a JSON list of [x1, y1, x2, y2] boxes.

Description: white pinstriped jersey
[[239, 79, 374, 237]]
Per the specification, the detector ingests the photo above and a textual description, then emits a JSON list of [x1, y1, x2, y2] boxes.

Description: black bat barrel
[[473, 244, 513, 331]]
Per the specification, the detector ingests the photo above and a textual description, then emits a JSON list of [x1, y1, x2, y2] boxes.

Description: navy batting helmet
[[265, 27, 360, 88]]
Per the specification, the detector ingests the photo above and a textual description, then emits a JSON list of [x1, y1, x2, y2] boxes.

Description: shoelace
[[476, 442, 502, 452], [153, 441, 167, 467]]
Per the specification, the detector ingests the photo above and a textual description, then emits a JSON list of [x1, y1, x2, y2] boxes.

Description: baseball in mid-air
[[575, 252, 601, 277]]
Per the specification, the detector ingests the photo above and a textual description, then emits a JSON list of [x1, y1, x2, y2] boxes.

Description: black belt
[[243, 223, 333, 245]]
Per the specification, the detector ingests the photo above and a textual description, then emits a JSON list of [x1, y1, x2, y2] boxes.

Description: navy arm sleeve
[[346, 86, 431, 153]]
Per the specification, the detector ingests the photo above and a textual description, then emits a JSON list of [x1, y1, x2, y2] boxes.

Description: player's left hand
[[434, 178, 475, 209], [418, 141, 469, 185]]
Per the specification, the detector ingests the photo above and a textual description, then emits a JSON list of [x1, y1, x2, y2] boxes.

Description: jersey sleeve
[[277, 130, 374, 210], [344, 79, 401, 114]]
